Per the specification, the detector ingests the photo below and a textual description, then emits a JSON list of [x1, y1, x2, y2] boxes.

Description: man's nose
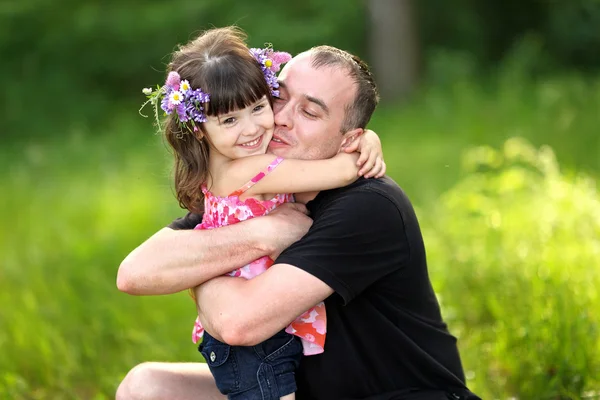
[[274, 101, 292, 128]]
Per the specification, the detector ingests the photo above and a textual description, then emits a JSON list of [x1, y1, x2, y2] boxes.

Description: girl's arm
[[228, 151, 360, 197], [226, 129, 386, 197]]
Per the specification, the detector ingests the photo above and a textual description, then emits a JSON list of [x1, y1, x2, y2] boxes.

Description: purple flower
[[184, 89, 210, 123], [145, 72, 212, 131], [250, 46, 291, 97], [175, 103, 187, 121], [160, 88, 174, 113]]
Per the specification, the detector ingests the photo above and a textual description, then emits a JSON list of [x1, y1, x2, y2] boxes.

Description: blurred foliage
[[2, 0, 600, 139], [375, 50, 600, 186], [0, 122, 188, 400], [1, 0, 367, 139], [418, 0, 600, 71], [2, 1, 600, 398], [423, 138, 600, 399], [1, 67, 599, 398]]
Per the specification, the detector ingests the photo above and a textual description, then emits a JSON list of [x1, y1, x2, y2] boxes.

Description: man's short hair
[[309, 46, 380, 133]]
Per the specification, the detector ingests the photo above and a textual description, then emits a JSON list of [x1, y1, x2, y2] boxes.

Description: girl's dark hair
[[164, 26, 272, 213]]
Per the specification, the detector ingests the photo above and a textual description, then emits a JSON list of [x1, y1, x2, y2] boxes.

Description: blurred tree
[[367, 0, 420, 103]]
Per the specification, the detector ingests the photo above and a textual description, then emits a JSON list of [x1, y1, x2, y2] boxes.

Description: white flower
[[170, 91, 183, 105], [180, 80, 191, 94], [142, 87, 153, 95]]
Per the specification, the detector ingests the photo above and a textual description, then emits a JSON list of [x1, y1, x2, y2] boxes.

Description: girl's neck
[[206, 149, 234, 189]]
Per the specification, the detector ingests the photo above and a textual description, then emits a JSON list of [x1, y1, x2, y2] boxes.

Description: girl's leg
[[116, 362, 226, 400], [280, 393, 295, 400]]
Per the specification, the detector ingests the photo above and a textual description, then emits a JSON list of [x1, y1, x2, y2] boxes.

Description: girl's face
[[203, 96, 274, 161]]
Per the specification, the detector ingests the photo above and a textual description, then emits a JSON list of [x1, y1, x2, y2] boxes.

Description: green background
[[1, 1, 599, 398]]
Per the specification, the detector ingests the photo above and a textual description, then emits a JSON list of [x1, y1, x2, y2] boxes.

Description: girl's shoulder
[[213, 154, 283, 197]]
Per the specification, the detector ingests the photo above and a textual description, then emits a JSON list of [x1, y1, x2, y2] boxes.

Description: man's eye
[[303, 109, 317, 118]]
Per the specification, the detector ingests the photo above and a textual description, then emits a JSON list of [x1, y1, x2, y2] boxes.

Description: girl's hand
[[343, 129, 386, 178]]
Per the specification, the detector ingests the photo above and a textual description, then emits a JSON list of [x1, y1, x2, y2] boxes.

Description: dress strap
[[229, 156, 284, 197]]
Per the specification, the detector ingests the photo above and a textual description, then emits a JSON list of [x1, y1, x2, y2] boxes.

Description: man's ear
[[340, 128, 364, 150]]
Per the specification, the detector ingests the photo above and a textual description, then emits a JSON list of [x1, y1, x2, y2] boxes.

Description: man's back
[[276, 177, 468, 399]]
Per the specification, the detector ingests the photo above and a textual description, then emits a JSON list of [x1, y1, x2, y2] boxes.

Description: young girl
[[141, 27, 385, 400]]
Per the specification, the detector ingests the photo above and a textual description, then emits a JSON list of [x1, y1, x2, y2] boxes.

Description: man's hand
[[261, 203, 313, 259]]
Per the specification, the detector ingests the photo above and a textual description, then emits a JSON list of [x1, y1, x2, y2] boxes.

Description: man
[[117, 45, 478, 400]]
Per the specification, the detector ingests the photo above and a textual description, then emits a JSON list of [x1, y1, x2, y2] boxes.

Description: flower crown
[[249, 46, 292, 97], [139, 46, 291, 134]]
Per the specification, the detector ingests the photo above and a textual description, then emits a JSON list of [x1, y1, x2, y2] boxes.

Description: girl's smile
[[238, 134, 264, 149]]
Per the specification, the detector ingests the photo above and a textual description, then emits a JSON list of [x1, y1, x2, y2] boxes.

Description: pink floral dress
[[192, 157, 327, 355]]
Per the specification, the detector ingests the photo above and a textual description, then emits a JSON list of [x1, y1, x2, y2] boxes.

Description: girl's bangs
[[203, 61, 270, 116]]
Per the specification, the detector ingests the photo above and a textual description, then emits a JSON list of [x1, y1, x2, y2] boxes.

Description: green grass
[[1, 73, 599, 399]]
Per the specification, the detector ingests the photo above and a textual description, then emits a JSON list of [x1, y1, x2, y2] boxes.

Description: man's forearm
[[195, 263, 334, 346], [194, 276, 295, 346], [117, 219, 271, 295]]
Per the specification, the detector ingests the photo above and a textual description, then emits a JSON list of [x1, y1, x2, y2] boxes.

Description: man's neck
[[294, 191, 319, 205]]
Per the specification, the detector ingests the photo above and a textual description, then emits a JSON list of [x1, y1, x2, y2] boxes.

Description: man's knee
[[116, 362, 159, 400]]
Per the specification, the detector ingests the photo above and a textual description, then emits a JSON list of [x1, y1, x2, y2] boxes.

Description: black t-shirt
[[169, 177, 472, 400]]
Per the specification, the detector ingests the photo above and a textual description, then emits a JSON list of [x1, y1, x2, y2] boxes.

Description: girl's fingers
[[356, 147, 370, 167], [375, 160, 386, 178], [368, 157, 383, 178], [359, 151, 377, 176], [365, 157, 382, 178]]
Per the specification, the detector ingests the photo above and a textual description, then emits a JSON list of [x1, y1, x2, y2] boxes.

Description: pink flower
[[166, 71, 181, 90], [270, 51, 292, 72]]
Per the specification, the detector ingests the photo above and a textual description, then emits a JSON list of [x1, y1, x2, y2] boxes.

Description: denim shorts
[[199, 329, 303, 400]]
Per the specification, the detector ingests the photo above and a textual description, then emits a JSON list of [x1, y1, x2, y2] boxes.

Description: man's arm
[[195, 264, 333, 345], [117, 222, 267, 295], [195, 187, 410, 346], [117, 203, 312, 295]]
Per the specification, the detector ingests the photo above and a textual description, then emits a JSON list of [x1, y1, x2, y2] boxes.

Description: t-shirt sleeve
[[276, 190, 411, 304], [167, 212, 203, 230]]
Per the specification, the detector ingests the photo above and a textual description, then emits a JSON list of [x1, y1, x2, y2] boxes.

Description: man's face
[[267, 53, 356, 160]]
